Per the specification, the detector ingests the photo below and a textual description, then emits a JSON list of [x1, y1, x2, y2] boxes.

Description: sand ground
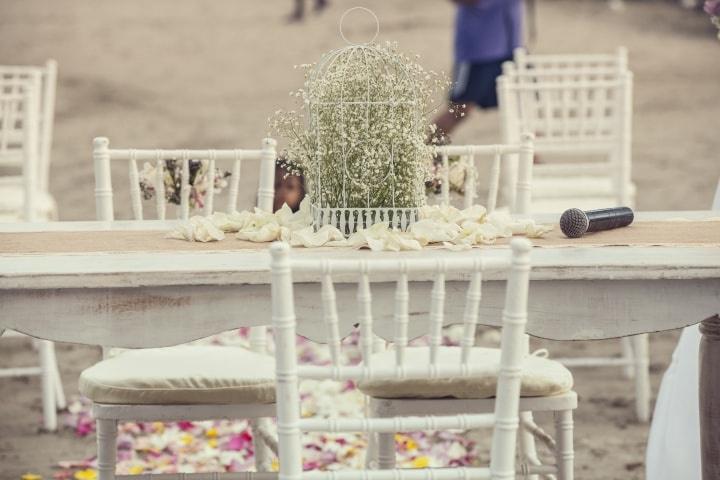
[[1, 0, 719, 478]]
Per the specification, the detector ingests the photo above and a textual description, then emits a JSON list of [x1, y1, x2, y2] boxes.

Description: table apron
[[1, 279, 718, 347]]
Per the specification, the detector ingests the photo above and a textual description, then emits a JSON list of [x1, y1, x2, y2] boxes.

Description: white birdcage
[[304, 8, 431, 235]]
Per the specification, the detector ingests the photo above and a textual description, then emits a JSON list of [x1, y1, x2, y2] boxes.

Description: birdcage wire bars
[[304, 39, 430, 235]]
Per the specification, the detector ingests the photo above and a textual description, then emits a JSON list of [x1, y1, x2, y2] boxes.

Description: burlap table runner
[[1, 220, 718, 254]]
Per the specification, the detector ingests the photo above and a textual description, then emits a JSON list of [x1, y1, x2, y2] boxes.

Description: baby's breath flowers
[[270, 41, 450, 211]]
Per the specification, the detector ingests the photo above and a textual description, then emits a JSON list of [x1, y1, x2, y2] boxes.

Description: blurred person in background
[[432, 0, 524, 143], [290, 0, 330, 22], [274, 157, 305, 212]]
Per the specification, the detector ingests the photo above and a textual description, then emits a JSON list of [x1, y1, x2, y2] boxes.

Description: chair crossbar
[[298, 361, 504, 382], [290, 257, 508, 275], [533, 162, 613, 176], [303, 468, 491, 480], [299, 413, 496, 433], [505, 67, 623, 77], [302, 465, 557, 480], [106, 149, 264, 161], [555, 356, 633, 368], [504, 78, 627, 91], [116, 474, 278, 480], [0, 366, 43, 377], [92, 403, 277, 421], [434, 144, 522, 156]]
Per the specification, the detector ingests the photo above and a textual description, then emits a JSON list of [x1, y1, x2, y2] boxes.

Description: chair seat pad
[[79, 346, 275, 405], [0, 178, 57, 219], [357, 347, 573, 400]]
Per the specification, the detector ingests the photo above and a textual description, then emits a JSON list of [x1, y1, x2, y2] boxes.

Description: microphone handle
[[586, 207, 635, 233]]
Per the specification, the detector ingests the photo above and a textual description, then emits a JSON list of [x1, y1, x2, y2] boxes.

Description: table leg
[[699, 314, 720, 480]]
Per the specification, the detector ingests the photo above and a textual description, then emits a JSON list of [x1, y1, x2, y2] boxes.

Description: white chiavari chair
[[83, 137, 278, 479], [402, 132, 561, 476], [498, 52, 650, 422], [270, 239, 577, 480], [498, 52, 634, 213], [431, 134, 551, 473], [0, 86, 67, 432], [433, 132, 534, 213], [0, 60, 58, 220]]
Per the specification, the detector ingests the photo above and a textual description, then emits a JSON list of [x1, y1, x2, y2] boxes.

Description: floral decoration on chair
[[138, 159, 231, 210], [707, 1, 720, 37]]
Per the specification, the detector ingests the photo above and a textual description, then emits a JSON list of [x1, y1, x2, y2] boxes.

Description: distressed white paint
[[85, 137, 279, 479], [270, 239, 561, 479], [0, 213, 718, 348], [499, 48, 634, 212]]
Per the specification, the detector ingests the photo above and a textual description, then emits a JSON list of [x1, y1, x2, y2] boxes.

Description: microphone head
[[560, 208, 589, 238]]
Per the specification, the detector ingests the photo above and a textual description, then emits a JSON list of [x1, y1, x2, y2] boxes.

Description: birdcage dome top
[[307, 43, 423, 106]]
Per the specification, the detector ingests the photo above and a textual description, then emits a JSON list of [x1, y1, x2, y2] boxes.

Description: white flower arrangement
[[270, 37, 449, 233]]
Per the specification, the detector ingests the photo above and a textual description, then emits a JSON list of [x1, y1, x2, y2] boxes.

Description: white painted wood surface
[[270, 239, 565, 479], [498, 48, 634, 212], [86, 137, 279, 478], [0, 212, 718, 347], [0, 60, 57, 193], [434, 133, 534, 213], [0, 77, 64, 431]]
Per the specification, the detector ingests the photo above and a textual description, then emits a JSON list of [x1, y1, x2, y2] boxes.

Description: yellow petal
[[128, 466, 144, 475], [73, 470, 98, 480], [21, 474, 42, 480], [412, 456, 430, 469], [206, 427, 218, 438], [208, 438, 218, 448]]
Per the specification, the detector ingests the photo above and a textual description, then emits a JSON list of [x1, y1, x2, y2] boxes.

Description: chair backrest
[[270, 239, 532, 479], [92, 137, 277, 221], [512, 47, 628, 79], [0, 60, 57, 192], [0, 88, 40, 221], [434, 133, 534, 214], [498, 67, 633, 206]]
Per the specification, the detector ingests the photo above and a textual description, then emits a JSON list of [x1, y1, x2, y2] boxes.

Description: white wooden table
[[1, 212, 719, 477]]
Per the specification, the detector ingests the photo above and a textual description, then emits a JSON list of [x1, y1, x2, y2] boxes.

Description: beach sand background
[[1, 0, 719, 478]]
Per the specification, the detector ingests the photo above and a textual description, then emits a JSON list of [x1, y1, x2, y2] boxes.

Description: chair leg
[[50, 343, 67, 410], [250, 418, 273, 472], [96, 419, 118, 480], [620, 337, 635, 379], [365, 432, 379, 469], [38, 340, 57, 431], [554, 410, 574, 480], [377, 432, 396, 469], [518, 411, 540, 480], [631, 334, 651, 422]]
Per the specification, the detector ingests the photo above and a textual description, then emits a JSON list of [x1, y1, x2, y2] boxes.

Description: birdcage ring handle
[[339, 7, 379, 45]]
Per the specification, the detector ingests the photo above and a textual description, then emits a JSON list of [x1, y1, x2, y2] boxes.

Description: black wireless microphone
[[560, 207, 634, 238]]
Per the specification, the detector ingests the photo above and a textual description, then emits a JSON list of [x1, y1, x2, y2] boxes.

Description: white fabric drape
[[645, 325, 701, 480]]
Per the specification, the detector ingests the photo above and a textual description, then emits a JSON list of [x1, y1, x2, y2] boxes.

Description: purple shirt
[[454, 0, 523, 63]]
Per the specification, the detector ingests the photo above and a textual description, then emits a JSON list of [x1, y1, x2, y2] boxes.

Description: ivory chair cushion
[[357, 346, 573, 400], [0, 177, 57, 220], [79, 346, 276, 405]]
